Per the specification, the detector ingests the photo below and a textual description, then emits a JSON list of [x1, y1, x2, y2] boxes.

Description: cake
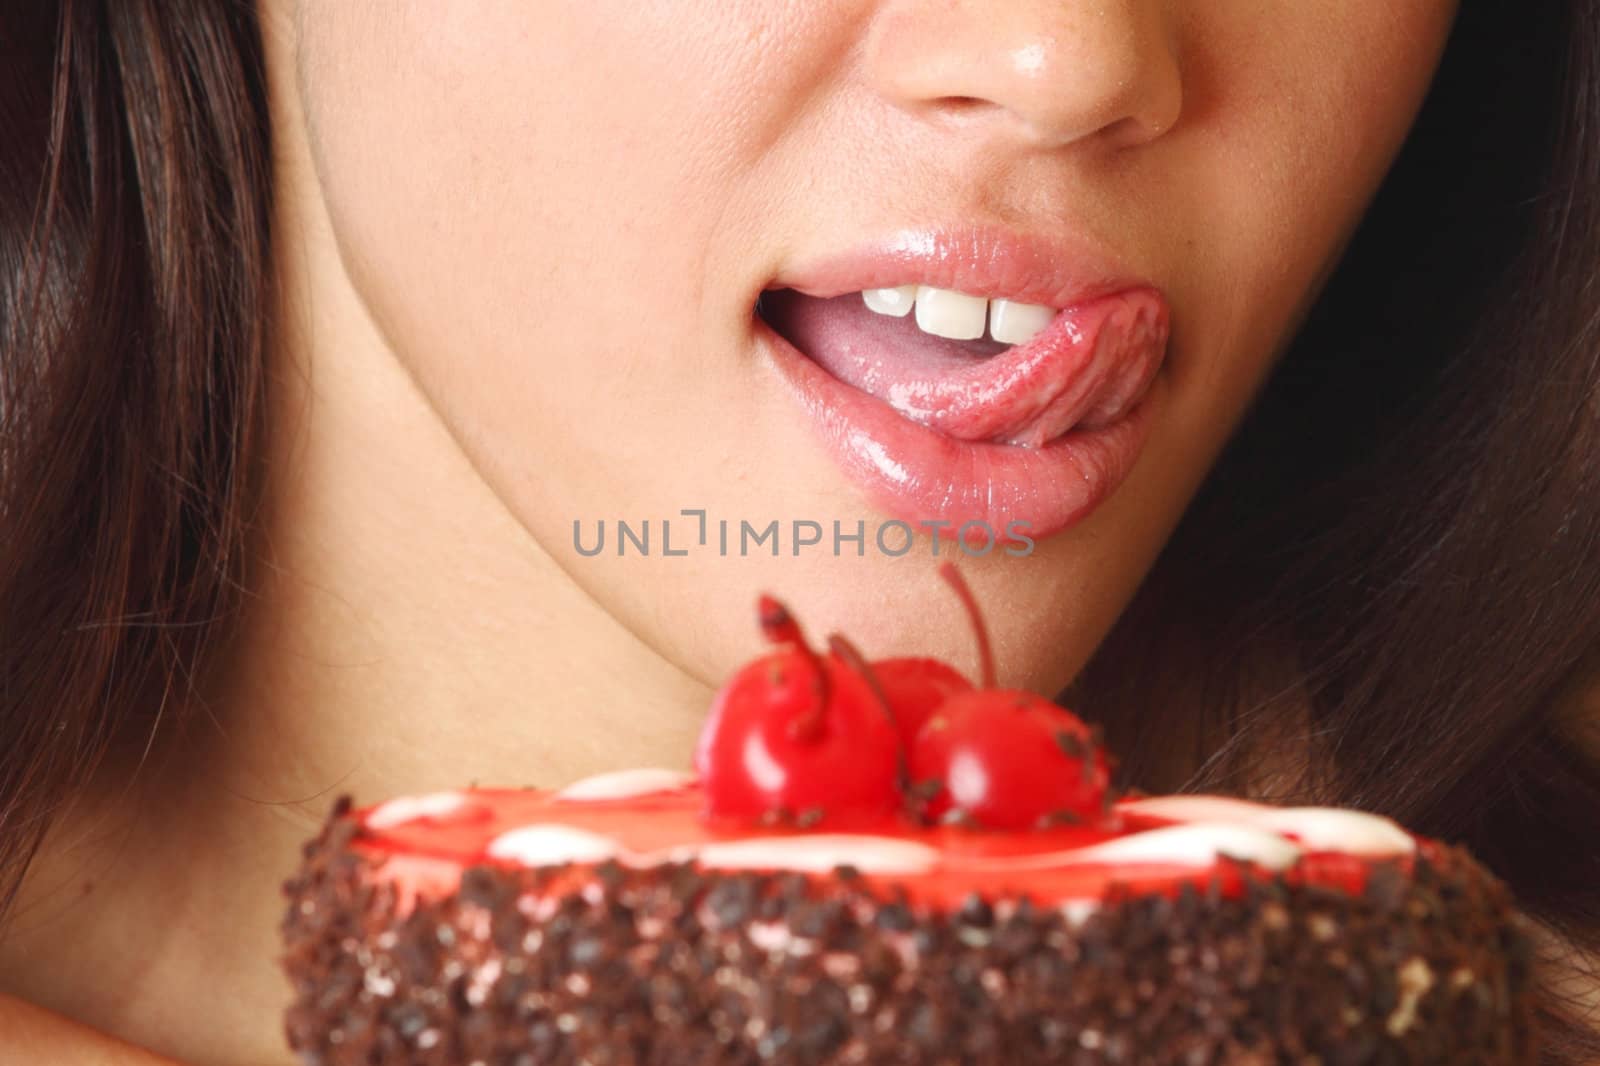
[[281, 568, 1537, 1064]]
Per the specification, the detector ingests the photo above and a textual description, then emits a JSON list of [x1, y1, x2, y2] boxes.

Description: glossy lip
[[759, 225, 1170, 543], [771, 224, 1148, 309]]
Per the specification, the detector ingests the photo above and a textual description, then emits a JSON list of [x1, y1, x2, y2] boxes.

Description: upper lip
[[766, 222, 1152, 310]]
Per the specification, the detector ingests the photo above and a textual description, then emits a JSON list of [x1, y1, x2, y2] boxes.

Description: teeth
[[988, 299, 1057, 346], [914, 286, 988, 341], [860, 285, 1058, 345], [861, 286, 916, 317]]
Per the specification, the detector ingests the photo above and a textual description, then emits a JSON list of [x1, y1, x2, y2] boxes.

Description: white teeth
[[859, 285, 1058, 345], [914, 286, 988, 341], [861, 285, 916, 317], [988, 298, 1057, 346]]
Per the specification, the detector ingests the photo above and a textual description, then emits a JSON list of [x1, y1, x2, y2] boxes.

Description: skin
[[0, 2, 1457, 1062]]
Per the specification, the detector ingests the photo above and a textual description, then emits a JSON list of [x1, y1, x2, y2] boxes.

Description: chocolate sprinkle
[[1056, 731, 1087, 760], [282, 805, 1538, 1064]]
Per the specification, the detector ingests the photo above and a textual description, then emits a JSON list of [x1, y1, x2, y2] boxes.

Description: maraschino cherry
[[870, 656, 973, 745], [694, 595, 902, 826], [907, 563, 1113, 830], [695, 566, 1113, 833]]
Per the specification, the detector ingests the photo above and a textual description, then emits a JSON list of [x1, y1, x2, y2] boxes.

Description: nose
[[865, 0, 1183, 150]]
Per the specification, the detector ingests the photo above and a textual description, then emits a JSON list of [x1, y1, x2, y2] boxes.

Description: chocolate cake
[[281, 571, 1537, 1063]]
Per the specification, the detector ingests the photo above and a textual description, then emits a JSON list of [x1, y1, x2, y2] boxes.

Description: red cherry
[[908, 692, 1112, 829], [866, 561, 989, 741], [904, 563, 1114, 828], [694, 597, 902, 825], [871, 657, 973, 743]]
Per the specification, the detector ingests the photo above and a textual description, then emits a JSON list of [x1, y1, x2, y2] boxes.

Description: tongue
[[761, 289, 1169, 447]]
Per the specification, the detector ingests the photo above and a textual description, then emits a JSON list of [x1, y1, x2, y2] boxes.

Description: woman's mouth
[[756, 227, 1172, 545]]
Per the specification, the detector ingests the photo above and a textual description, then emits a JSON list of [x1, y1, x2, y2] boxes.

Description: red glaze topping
[[349, 782, 1422, 915]]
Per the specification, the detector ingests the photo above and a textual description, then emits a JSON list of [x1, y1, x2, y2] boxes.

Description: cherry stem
[[759, 594, 830, 741], [758, 595, 805, 646], [937, 562, 996, 689], [827, 633, 910, 794]]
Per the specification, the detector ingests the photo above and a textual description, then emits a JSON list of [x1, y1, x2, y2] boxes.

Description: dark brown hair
[[1, 0, 1596, 1061], [0, 0, 271, 908]]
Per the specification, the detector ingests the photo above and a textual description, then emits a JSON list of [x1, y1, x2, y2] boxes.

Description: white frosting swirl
[[1122, 797, 1414, 856], [487, 824, 626, 866], [555, 768, 697, 802], [1064, 822, 1303, 871], [366, 790, 472, 829]]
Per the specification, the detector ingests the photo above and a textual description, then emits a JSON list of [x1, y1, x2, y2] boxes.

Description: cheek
[[290, 2, 847, 468], [1142, 3, 1455, 476], [1042, 5, 1456, 649]]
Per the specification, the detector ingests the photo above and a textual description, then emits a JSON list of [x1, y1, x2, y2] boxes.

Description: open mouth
[[757, 284, 1166, 450], [753, 228, 1172, 544]]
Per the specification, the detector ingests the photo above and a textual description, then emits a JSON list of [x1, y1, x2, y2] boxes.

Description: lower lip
[[757, 313, 1161, 544]]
